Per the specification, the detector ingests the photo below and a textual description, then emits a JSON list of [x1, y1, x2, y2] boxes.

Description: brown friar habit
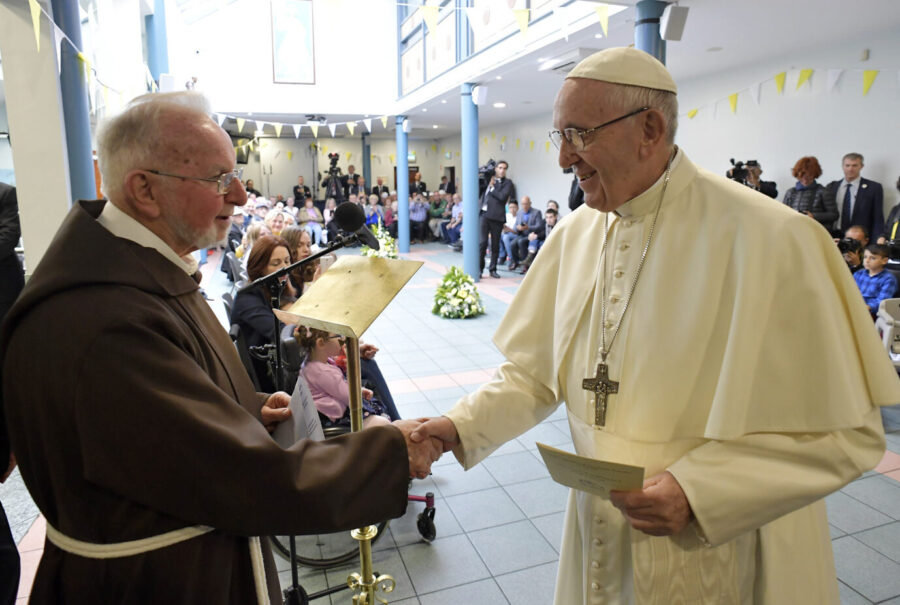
[[0, 200, 410, 604]]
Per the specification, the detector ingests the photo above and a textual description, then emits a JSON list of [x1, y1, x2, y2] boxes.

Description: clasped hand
[[609, 471, 693, 537]]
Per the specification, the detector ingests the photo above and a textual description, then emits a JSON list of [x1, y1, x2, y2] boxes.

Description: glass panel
[[401, 39, 425, 95], [425, 12, 456, 80]]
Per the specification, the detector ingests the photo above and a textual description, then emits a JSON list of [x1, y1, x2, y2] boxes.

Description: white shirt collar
[[843, 177, 861, 188], [96, 202, 198, 275]]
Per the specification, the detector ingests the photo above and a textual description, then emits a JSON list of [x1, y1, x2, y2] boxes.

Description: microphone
[[354, 225, 380, 250], [334, 202, 365, 232]]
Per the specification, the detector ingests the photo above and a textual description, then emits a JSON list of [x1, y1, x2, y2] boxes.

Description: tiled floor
[[3, 242, 900, 604]]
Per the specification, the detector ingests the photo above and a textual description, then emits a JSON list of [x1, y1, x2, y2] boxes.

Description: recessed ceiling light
[[247, 112, 253, 116], [432, 125, 439, 129], [496, 76, 502, 80], [594, 33, 604, 39], [493, 102, 506, 109], [707, 46, 723, 52], [441, 99, 447, 104], [422, 108, 428, 112]]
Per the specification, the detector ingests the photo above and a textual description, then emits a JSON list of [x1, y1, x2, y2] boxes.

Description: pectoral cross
[[582, 362, 618, 427]]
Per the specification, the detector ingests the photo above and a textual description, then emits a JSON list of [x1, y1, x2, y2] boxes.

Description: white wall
[[675, 28, 900, 215]]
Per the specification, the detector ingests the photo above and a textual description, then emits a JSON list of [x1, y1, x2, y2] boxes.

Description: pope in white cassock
[[411, 48, 900, 604]]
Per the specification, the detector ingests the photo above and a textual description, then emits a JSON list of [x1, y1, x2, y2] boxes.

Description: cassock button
[[593, 537, 602, 546], [592, 560, 600, 569], [592, 582, 601, 591], [609, 295, 620, 303], [619, 243, 630, 251], [614, 270, 624, 278], [603, 320, 613, 329]]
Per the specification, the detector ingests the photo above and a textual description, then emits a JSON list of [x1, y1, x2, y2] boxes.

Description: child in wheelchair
[[296, 325, 392, 428]]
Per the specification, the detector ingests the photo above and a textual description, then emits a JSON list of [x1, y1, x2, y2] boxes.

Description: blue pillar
[[634, 0, 667, 64], [145, 0, 169, 81], [395, 116, 410, 253], [460, 83, 480, 281], [50, 0, 94, 203], [361, 133, 372, 189]]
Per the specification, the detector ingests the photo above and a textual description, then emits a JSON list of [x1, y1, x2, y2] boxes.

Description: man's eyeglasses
[[145, 167, 244, 194], [549, 107, 650, 151]]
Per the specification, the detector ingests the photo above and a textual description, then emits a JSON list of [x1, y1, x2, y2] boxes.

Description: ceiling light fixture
[[432, 125, 439, 129], [493, 102, 506, 108], [496, 75, 502, 80], [441, 99, 447, 104], [422, 108, 428, 112]]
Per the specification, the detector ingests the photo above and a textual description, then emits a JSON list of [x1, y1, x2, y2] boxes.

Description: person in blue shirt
[[854, 243, 898, 315]]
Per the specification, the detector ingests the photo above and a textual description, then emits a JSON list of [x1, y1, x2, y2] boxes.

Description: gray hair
[[842, 152, 864, 164], [603, 83, 678, 146], [96, 91, 212, 199]]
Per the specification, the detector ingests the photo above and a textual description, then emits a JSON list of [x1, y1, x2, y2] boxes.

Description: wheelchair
[[260, 326, 437, 570]]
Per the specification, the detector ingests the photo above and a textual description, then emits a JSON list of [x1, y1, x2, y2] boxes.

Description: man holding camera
[[727, 160, 777, 199], [479, 160, 516, 278]]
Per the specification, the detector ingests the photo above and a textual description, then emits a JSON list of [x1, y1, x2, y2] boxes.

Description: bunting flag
[[796, 68, 813, 90], [380, 116, 389, 129], [274, 123, 283, 138], [513, 9, 530, 35], [595, 4, 609, 36], [728, 93, 738, 114], [748, 82, 761, 105], [491, 132, 495, 139], [483, 136, 488, 145], [53, 26, 65, 73], [421, 5, 439, 33], [863, 70, 878, 95], [389, 153, 396, 163], [346, 122, 356, 135], [545, 141, 551, 153], [287, 151, 293, 160], [464, 8, 483, 35], [309, 124, 319, 138], [827, 69, 843, 92], [327, 123, 337, 137], [774, 71, 787, 94], [215, 113, 226, 127], [251, 120, 259, 133], [455, 151, 460, 157], [259, 121, 269, 133], [236, 117, 246, 133], [431, 144, 437, 152], [363, 118, 372, 132], [515, 138, 521, 148], [28, 0, 41, 51], [687, 109, 698, 119], [321, 145, 328, 153], [292, 124, 301, 138], [345, 151, 352, 161], [529, 140, 535, 151], [500, 135, 506, 144]]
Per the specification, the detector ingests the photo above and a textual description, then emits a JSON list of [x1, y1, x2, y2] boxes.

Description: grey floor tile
[[423, 385, 469, 401], [324, 547, 417, 603], [518, 422, 572, 448], [504, 477, 569, 518], [838, 581, 872, 604], [496, 560, 560, 605], [841, 476, 900, 519], [418, 578, 509, 605], [826, 491, 893, 534], [445, 487, 525, 532], [394, 390, 430, 405], [468, 520, 558, 576], [404, 363, 445, 377], [396, 400, 440, 419], [390, 599, 421, 605], [490, 439, 527, 457], [389, 495, 463, 547], [276, 566, 329, 597], [483, 451, 551, 486], [877, 597, 900, 605], [400, 534, 492, 595], [430, 461, 499, 497], [832, 536, 900, 602], [532, 512, 566, 553], [830, 524, 847, 539], [854, 521, 900, 563]]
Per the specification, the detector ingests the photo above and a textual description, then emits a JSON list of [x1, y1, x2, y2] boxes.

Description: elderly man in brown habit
[[0, 92, 439, 604]]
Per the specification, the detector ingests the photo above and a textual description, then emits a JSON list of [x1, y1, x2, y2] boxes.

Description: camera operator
[[320, 153, 345, 203], [293, 175, 311, 204], [837, 225, 869, 273], [727, 160, 777, 199], [479, 160, 516, 278]]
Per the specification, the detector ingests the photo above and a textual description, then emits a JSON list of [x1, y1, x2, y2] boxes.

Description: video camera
[[837, 237, 863, 255], [478, 159, 497, 196], [327, 152, 342, 178], [728, 159, 759, 184]]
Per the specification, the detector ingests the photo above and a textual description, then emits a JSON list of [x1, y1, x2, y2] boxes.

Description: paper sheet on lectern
[[536, 442, 644, 496]]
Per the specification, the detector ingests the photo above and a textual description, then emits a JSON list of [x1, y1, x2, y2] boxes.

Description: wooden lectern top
[[273, 255, 423, 338]]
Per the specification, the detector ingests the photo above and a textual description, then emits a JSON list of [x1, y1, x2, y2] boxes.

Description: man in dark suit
[[438, 176, 456, 195], [479, 160, 516, 278], [371, 177, 391, 198], [292, 175, 311, 203], [340, 165, 359, 199], [828, 153, 884, 242], [412, 172, 427, 195]]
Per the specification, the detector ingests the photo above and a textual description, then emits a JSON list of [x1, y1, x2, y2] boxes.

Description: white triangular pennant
[[53, 25, 66, 74], [259, 121, 269, 133], [291, 124, 301, 138], [748, 82, 761, 106], [827, 69, 843, 92], [554, 5, 573, 41], [363, 118, 372, 133], [328, 123, 336, 137], [215, 113, 226, 127]]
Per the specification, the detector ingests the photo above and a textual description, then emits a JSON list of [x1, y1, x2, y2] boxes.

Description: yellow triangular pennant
[[500, 136, 507, 144], [29, 0, 42, 51], [346, 122, 356, 135], [545, 141, 551, 153], [345, 151, 352, 161], [595, 5, 609, 36], [421, 6, 439, 33], [237, 118, 246, 133], [389, 153, 396, 164], [321, 145, 328, 153], [728, 93, 738, 114], [78, 54, 92, 88], [101, 86, 109, 110], [516, 138, 521, 148], [310, 124, 319, 138], [491, 132, 495, 139], [274, 123, 283, 137], [774, 72, 786, 94], [513, 9, 530, 35], [431, 144, 437, 152], [455, 151, 460, 157], [380, 116, 389, 129], [796, 68, 813, 90], [287, 151, 293, 160], [862, 70, 879, 95], [529, 140, 535, 151], [687, 109, 698, 119]]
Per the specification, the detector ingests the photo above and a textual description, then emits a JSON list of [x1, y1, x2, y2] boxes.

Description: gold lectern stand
[[275, 255, 423, 605]]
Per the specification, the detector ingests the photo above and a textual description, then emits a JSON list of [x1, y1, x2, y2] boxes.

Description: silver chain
[[599, 152, 674, 362]]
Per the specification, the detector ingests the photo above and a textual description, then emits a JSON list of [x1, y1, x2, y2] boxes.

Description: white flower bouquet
[[432, 266, 486, 319]]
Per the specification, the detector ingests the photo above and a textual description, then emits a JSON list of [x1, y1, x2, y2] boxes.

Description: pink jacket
[[301, 359, 348, 421]]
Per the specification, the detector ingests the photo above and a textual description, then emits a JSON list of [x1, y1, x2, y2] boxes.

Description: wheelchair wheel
[[271, 521, 389, 570]]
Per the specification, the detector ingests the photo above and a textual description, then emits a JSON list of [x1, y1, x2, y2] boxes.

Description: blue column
[[395, 116, 410, 253], [50, 0, 94, 203], [145, 0, 169, 81], [460, 83, 480, 280], [361, 133, 372, 189], [634, 0, 667, 64]]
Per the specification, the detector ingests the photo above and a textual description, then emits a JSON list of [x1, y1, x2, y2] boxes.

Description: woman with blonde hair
[[235, 221, 270, 260], [264, 209, 286, 236]]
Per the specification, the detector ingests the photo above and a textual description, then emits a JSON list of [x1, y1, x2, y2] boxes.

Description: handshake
[[392, 417, 459, 479]]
